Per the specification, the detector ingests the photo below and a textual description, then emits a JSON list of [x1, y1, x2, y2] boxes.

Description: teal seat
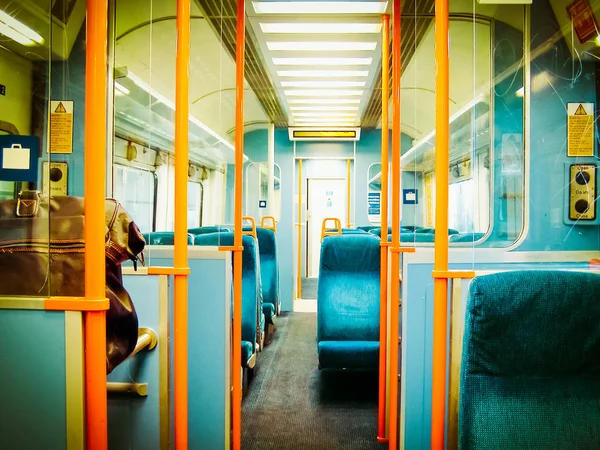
[[356, 225, 380, 232], [415, 227, 459, 235], [317, 234, 380, 370], [450, 232, 485, 243], [188, 226, 230, 235], [325, 228, 368, 234], [459, 271, 600, 450], [255, 227, 279, 325], [194, 232, 262, 367], [142, 232, 193, 245], [387, 232, 435, 243]]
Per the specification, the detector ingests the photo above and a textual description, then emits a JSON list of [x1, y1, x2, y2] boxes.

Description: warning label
[[567, 102, 595, 157], [49, 100, 74, 154]]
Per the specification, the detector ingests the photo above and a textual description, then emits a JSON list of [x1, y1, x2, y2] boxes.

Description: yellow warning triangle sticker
[[54, 102, 67, 113], [574, 104, 587, 116]]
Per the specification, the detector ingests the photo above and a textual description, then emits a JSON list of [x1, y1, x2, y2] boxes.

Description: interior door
[[306, 178, 347, 278]]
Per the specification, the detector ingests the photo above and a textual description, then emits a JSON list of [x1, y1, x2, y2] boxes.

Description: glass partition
[[245, 162, 282, 222]]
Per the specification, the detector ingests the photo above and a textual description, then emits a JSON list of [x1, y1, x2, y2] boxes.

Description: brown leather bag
[[0, 190, 146, 373]]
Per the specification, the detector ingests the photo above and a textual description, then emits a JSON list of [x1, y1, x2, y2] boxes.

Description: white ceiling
[[245, 0, 389, 128]]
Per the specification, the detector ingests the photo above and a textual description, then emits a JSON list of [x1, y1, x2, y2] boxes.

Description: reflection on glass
[[367, 163, 382, 224], [188, 181, 203, 229], [114, 165, 156, 233]]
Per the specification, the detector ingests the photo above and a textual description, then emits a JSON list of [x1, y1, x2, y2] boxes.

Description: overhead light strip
[[281, 81, 365, 88], [288, 98, 361, 104], [273, 57, 372, 66], [278, 70, 369, 77], [267, 41, 377, 51], [294, 112, 356, 117], [285, 89, 363, 96], [0, 10, 44, 46], [290, 106, 359, 111], [260, 23, 382, 34], [253, 2, 388, 14]]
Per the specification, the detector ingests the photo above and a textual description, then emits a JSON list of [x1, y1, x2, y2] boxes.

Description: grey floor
[[242, 312, 385, 449]]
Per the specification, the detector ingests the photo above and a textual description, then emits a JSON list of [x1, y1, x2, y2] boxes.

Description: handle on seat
[[261, 216, 277, 233], [321, 218, 342, 242], [242, 216, 257, 240]]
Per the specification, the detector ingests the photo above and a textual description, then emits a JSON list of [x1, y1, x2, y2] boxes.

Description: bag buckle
[[16, 190, 41, 217]]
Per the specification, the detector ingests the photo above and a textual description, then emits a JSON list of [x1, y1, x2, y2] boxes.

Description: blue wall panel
[[0, 310, 67, 449], [108, 276, 162, 450]]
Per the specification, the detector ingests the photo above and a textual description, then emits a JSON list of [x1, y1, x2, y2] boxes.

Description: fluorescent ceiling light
[[278, 70, 369, 77], [126, 71, 233, 150], [288, 98, 361, 104], [0, 10, 44, 46], [294, 112, 355, 117], [253, 2, 388, 14], [295, 117, 355, 122], [290, 106, 359, 111], [267, 41, 377, 51], [285, 89, 363, 96], [260, 23, 381, 34], [274, 57, 372, 66], [115, 82, 130, 96], [294, 121, 355, 126], [281, 81, 365, 88]]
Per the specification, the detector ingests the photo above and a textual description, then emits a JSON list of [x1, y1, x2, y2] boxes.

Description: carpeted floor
[[301, 278, 318, 300], [242, 312, 385, 449]]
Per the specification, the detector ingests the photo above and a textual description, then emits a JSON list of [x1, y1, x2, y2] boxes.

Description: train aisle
[[242, 312, 384, 449]]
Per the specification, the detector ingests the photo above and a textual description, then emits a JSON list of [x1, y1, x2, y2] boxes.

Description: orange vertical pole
[[346, 159, 351, 227], [297, 159, 303, 298], [84, 0, 108, 448], [377, 12, 390, 444], [174, 0, 190, 448], [389, 0, 402, 448], [233, 0, 245, 448], [431, 0, 449, 448]]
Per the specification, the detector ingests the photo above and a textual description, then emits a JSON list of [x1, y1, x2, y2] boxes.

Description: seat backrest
[[450, 232, 485, 243], [390, 232, 435, 243], [459, 271, 600, 449], [142, 232, 193, 245], [255, 227, 279, 309], [317, 234, 380, 342], [193, 232, 261, 349], [188, 226, 230, 235], [356, 225, 380, 232]]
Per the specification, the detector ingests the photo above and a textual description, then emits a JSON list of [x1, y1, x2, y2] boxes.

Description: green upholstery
[[317, 234, 380, 370], [450, 232, 485, 243], [357, 225, 381, 232], [255, 227, 279, 323], [415, 227, 459, 235], [325, 228, 368, 234], [387, 232, 435, 243], [188, 226, 230, 235], [194, 233, 262, 357], [142, 232, 193, 245], [459, 270, 600, 450], [241, 340, 253, 367]]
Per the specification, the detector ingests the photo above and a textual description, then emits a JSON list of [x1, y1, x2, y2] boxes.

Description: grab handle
[[321, 218, 342, 242], [242, 216, 257, 240], [261, 216, 277, 234]]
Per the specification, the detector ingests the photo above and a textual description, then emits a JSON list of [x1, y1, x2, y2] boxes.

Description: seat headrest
[[463, 270, 600, 377], [320, 234, 380, 273], [193, 232, 257, 269], [450, 232, 485, 243], [256, 227, 276, 255]]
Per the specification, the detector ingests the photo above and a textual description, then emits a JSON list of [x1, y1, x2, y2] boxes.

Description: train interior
[[0, 0, 599, 448]]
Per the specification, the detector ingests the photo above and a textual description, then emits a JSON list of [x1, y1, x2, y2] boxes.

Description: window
[[188, 181, 203, 229], [114, 165, 157, 233]]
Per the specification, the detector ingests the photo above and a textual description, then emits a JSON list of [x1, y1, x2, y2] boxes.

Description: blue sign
[[259, 200, 267, 208], [0, 135, 39, 182], [368, 192, 381, 215], [403, 189, 418, 205]]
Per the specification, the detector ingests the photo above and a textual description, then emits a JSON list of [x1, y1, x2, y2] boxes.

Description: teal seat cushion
[[256, 228, 279, 312], [263, 302, 275, 324], [188, 226, 230, 235], [241, 340, 253, 367], [318, 341, 379, 370], [459, 270, 600, 450], [450, 232, 485, 243]]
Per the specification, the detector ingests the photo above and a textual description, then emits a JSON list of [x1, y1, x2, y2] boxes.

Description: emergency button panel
[[569, 164, 596, 220]]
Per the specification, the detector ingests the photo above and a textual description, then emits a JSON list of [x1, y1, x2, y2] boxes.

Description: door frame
[[305, 176, 346, 278]]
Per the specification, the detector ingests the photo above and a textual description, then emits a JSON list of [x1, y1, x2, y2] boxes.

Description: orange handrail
[[174, 0, 191, 448], [321, 217, 342, 242], [233, 0, 245, 447], [389, 0, 402, 448], [84, 0, 109, 448], [432, 0, 450, 448], [377, 13, 390, 444], [347, 159, 352, 228], [297, 159, 303, 298], [261, 215, 277, 233], [242, 216, 257, 240]]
